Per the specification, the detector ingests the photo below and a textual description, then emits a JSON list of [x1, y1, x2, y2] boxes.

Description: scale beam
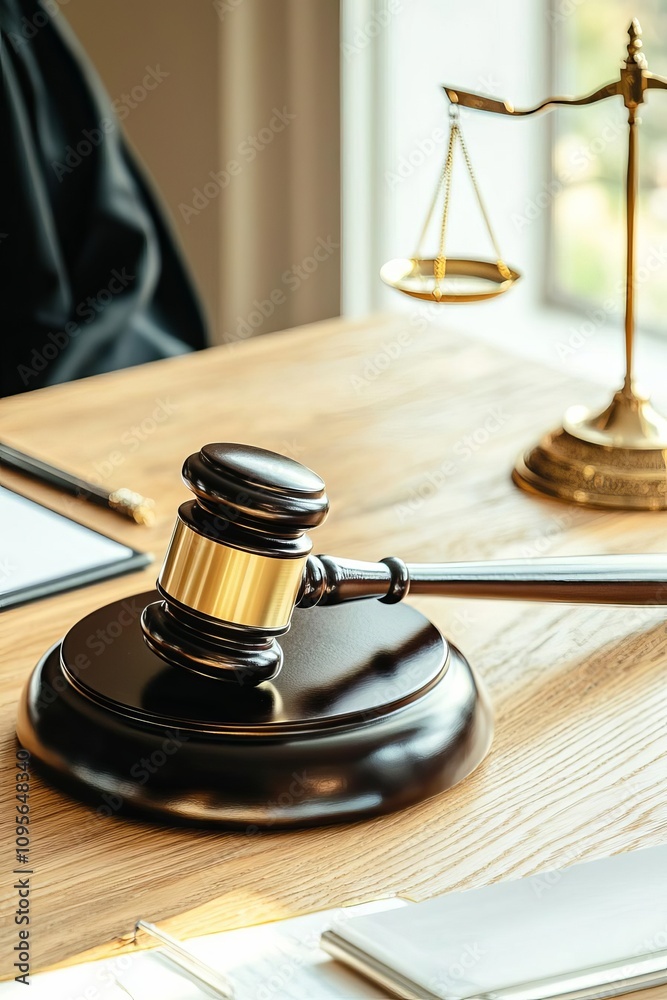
[[647, 75, 667, 93], [444, 18, 667, 116], [443, 80, 621, 117]]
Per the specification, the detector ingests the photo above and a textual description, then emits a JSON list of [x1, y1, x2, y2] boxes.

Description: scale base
[[17, 593, 492, 828], [513, 388, 667, 510]]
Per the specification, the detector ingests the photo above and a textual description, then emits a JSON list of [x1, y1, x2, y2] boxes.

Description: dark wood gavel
[[141, 443, 667, 685]]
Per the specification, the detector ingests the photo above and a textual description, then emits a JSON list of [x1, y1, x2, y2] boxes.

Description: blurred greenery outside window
[[550, 1, 667, 337]]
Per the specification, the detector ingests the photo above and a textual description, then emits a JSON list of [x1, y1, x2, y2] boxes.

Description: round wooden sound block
[[17, 593, 493, 828]]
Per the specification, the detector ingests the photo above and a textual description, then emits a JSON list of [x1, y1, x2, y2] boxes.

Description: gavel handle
[[297, 554, 667, 608]]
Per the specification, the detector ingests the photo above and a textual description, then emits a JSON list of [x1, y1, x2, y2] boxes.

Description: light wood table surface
[[1, 313, 666, 988]]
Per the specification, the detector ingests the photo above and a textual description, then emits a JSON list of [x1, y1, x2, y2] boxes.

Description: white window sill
[[426, 296, 667, 414]]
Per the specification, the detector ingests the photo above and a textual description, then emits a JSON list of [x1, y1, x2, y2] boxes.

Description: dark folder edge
[[0, 550, 153, 611], [0, 486, 153, 611]]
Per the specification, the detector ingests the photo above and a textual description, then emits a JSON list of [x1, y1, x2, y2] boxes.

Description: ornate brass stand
[[446, 20, 667, 510]]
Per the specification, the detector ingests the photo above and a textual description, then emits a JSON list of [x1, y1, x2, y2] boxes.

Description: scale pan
[[380, 257, 521, 302]]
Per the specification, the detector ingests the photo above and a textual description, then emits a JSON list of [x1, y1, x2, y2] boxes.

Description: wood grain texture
[[1, 313, 666, 984]]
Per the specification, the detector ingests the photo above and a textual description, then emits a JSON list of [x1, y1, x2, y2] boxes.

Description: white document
[[0, 486, 140, 607], [322, 845, 667, 1000], [0, 899, 406, 999]]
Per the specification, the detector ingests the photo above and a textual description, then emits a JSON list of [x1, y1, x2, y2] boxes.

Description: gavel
[[19, 441, 667, 827], [142, 442, 667, 686]]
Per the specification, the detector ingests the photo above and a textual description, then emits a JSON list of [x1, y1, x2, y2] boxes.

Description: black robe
[[0, 0, 207, 397]]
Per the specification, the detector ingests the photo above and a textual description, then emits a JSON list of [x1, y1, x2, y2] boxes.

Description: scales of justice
[[16, 21, 667, 831], [382, 19, 667, 511]]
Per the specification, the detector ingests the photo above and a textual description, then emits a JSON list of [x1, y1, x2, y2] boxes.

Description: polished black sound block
[[17, 593, 492, 828]]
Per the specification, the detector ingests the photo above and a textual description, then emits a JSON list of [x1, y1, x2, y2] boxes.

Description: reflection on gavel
[[141, 443, 667, 686]]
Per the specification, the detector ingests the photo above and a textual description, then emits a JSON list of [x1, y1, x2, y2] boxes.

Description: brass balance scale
[[382, 19, 667, 511]]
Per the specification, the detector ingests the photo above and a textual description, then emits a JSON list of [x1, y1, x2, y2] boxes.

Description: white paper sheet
[[0, 486, 135, 601], [0, 899, 406, 999]]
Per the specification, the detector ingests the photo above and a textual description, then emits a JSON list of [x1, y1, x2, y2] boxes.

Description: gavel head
[[141, 443, 329, 686]]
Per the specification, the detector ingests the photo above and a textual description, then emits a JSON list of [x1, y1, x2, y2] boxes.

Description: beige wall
[[63, 0, 341, 345], [64, 0, 220, 338]]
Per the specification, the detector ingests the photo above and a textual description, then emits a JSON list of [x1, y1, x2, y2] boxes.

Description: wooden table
[[1, 313, 666, 986]]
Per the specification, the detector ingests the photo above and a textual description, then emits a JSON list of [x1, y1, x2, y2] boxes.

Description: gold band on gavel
[[158, 519, 307, 629]]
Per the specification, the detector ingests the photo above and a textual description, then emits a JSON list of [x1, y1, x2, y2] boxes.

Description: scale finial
[[627, 18, 647, 67]]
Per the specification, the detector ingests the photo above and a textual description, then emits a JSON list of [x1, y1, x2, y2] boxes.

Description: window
[[550, 2, 667, 334], [342, 0, 551, 324]]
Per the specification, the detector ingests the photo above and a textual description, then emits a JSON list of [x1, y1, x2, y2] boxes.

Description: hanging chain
[[456, 126, 512, 280], [434, 119, 458, 291], [415, 108, 511, 292], [414, 133, 454, 264]]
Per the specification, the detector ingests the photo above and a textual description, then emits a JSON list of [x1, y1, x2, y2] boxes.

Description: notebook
[[0, 486, 151, 609], [321, 845, 667, 1000]]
